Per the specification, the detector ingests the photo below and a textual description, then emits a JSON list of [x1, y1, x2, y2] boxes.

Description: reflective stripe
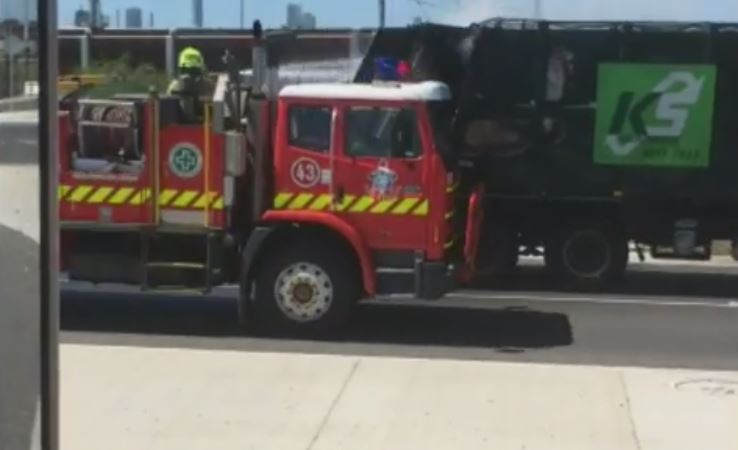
[[445, 210, 455, 220], [274, 193, 293, 209], [194, 192, 216, 209], [173, 190, 199, 208], [335, 195, 356, 212], [349, 196, 374, 213], [447, 180, 460, 193], [129, 189, 151, 206], [271, 192, 430, 216], [159, 189, 178, 206], [445, 238, 455, 250], [109, 187, 135, 205], [87, 187, 114, 204], [370, 199, 397, 214], [57, 186, 223, 211], [69, 185, 93, 202], [413, 200, 429, 216], [309, 194, 332, 211], [391, 198, 419, 215], [58, 185, 71, 201], [288, 193, 314, 210]]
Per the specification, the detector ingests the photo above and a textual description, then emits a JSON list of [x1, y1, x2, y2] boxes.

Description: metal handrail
[[203, 101, 212, 228]]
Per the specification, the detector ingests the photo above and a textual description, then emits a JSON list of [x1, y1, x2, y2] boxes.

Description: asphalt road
[[0, 111, 39, 165], [61, 262, 738, 372]]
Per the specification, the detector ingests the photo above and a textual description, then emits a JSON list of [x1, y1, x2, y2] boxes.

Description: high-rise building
[[193, 0, 204, 27], [286, 4, 302, 28], [285, 4, 317, 30], [149, 12, 155, 28], [74, 8, 92, 27], [302, 13, 316, 29], [125, 7, 143, 29]]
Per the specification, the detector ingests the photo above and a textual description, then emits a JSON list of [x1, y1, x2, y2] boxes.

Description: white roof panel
[[279, 81, 452, 102]]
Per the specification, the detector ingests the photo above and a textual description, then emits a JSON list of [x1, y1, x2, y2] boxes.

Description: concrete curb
[[0, 96, 38, 112]]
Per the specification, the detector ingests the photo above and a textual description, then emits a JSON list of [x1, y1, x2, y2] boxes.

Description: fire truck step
[[145, 262, 208, 270], [142, 286, 211, 295]]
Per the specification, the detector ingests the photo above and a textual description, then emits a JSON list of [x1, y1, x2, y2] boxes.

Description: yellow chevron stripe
[[159, 189, 178, 206], [173, 190, 199, 208], [445, 238, 455, 250], [129, 189, 151, 206], [108, 187, 135, 205], [274, 193, 293, 209], [212, 197, 225, 210], [335, 195, 356, 212], [58, 185, 71, 201], [288, 193, 314, 210], [309, 194, 332, 211], [413, 200, 429, 216], [69, 185, 93, 202], [391, 198, 419, 215], [447, 180, 460, 193], [87, 187, 114, 204], [370, 199, 397, 214], [350, 196, 374, 213], [193, 192, 215, 209]]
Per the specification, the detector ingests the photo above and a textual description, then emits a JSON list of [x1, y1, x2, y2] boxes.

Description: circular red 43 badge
[[290, 158, 321, 188]]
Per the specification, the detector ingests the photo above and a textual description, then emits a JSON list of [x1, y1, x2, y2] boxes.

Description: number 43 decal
[[290, 158, 321, 188]]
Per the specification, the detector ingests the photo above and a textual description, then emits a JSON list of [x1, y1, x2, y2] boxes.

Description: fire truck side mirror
[[225, 131, 247, 176]]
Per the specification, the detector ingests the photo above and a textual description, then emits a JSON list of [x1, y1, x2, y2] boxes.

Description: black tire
[[545, 220, 628, 288], [251, 240, 359, 335]]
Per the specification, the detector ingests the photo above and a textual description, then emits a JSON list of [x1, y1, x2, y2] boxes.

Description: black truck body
[[268, 19, 738, 283]]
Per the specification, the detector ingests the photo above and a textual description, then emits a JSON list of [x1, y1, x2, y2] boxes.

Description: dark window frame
[[344, 106, 423, 160], [287, 104, 333, 154]]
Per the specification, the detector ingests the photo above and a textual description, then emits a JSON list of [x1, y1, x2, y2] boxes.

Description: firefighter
[[167, 46, 214, 123]]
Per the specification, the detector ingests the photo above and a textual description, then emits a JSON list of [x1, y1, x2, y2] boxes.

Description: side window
[[288, 106, 332, 153], [346, 107, 421, 159]]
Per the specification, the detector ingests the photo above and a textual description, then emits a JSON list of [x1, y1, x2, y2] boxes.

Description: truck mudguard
[[260, 210, 377, 296]]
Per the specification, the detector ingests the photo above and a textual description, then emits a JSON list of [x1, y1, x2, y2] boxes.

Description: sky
[[2, 1, 738, 28]]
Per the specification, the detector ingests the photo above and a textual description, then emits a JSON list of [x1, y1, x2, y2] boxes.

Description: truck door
[[332, 104, 428, 251]]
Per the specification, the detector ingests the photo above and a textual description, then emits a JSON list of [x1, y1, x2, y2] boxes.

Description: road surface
[[0, 110, 39, 165], [60, 262, 738, 372]]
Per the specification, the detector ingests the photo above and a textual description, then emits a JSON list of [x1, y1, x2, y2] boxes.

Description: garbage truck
[[357, 18, 738, 285]]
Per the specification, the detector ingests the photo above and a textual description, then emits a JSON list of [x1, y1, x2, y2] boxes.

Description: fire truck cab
[[58, 68, 482, 333]]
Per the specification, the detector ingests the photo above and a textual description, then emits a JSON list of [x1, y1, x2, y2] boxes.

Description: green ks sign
[[594, 63, 717, 168]]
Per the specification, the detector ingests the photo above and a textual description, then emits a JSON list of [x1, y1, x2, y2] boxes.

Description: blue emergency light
[[374, 57, 400, 81]]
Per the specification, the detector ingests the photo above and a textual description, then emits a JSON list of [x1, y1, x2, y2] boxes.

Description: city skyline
[[2, 1, 738, 28]]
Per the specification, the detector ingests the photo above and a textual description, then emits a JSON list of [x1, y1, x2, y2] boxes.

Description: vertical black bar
[[39, 0, 59, 448]]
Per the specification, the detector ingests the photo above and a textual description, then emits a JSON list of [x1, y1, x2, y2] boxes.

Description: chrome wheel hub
[[274, 262, 333, 322]]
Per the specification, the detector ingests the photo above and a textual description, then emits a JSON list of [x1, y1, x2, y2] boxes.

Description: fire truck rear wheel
[[253, 241, 359, 335]]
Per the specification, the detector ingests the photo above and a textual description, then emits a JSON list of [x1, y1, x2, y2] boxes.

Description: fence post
[[80, 32, 90, 70], [166, 30, 176, 79]]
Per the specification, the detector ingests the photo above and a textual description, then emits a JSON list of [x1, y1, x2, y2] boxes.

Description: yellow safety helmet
[[178, 47, 205, 70]]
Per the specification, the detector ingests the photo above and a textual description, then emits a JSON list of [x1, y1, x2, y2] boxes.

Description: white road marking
[[448, 291, 738, 309], [60, 280, 738, 309]]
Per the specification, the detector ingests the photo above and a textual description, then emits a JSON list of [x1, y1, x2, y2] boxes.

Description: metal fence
[[0, 51, 38, 98]]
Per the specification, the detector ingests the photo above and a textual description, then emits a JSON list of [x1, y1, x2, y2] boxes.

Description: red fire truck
[[57, 37, 484, 334]]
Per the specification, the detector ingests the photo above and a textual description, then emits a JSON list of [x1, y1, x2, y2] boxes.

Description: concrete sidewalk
[[61, 344, 738, 450]]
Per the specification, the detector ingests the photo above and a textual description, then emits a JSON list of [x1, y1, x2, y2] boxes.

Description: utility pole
[[379, 0, 386, 28]]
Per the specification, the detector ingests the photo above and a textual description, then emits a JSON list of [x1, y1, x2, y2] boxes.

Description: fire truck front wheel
[[253, 241, 359, 335]]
